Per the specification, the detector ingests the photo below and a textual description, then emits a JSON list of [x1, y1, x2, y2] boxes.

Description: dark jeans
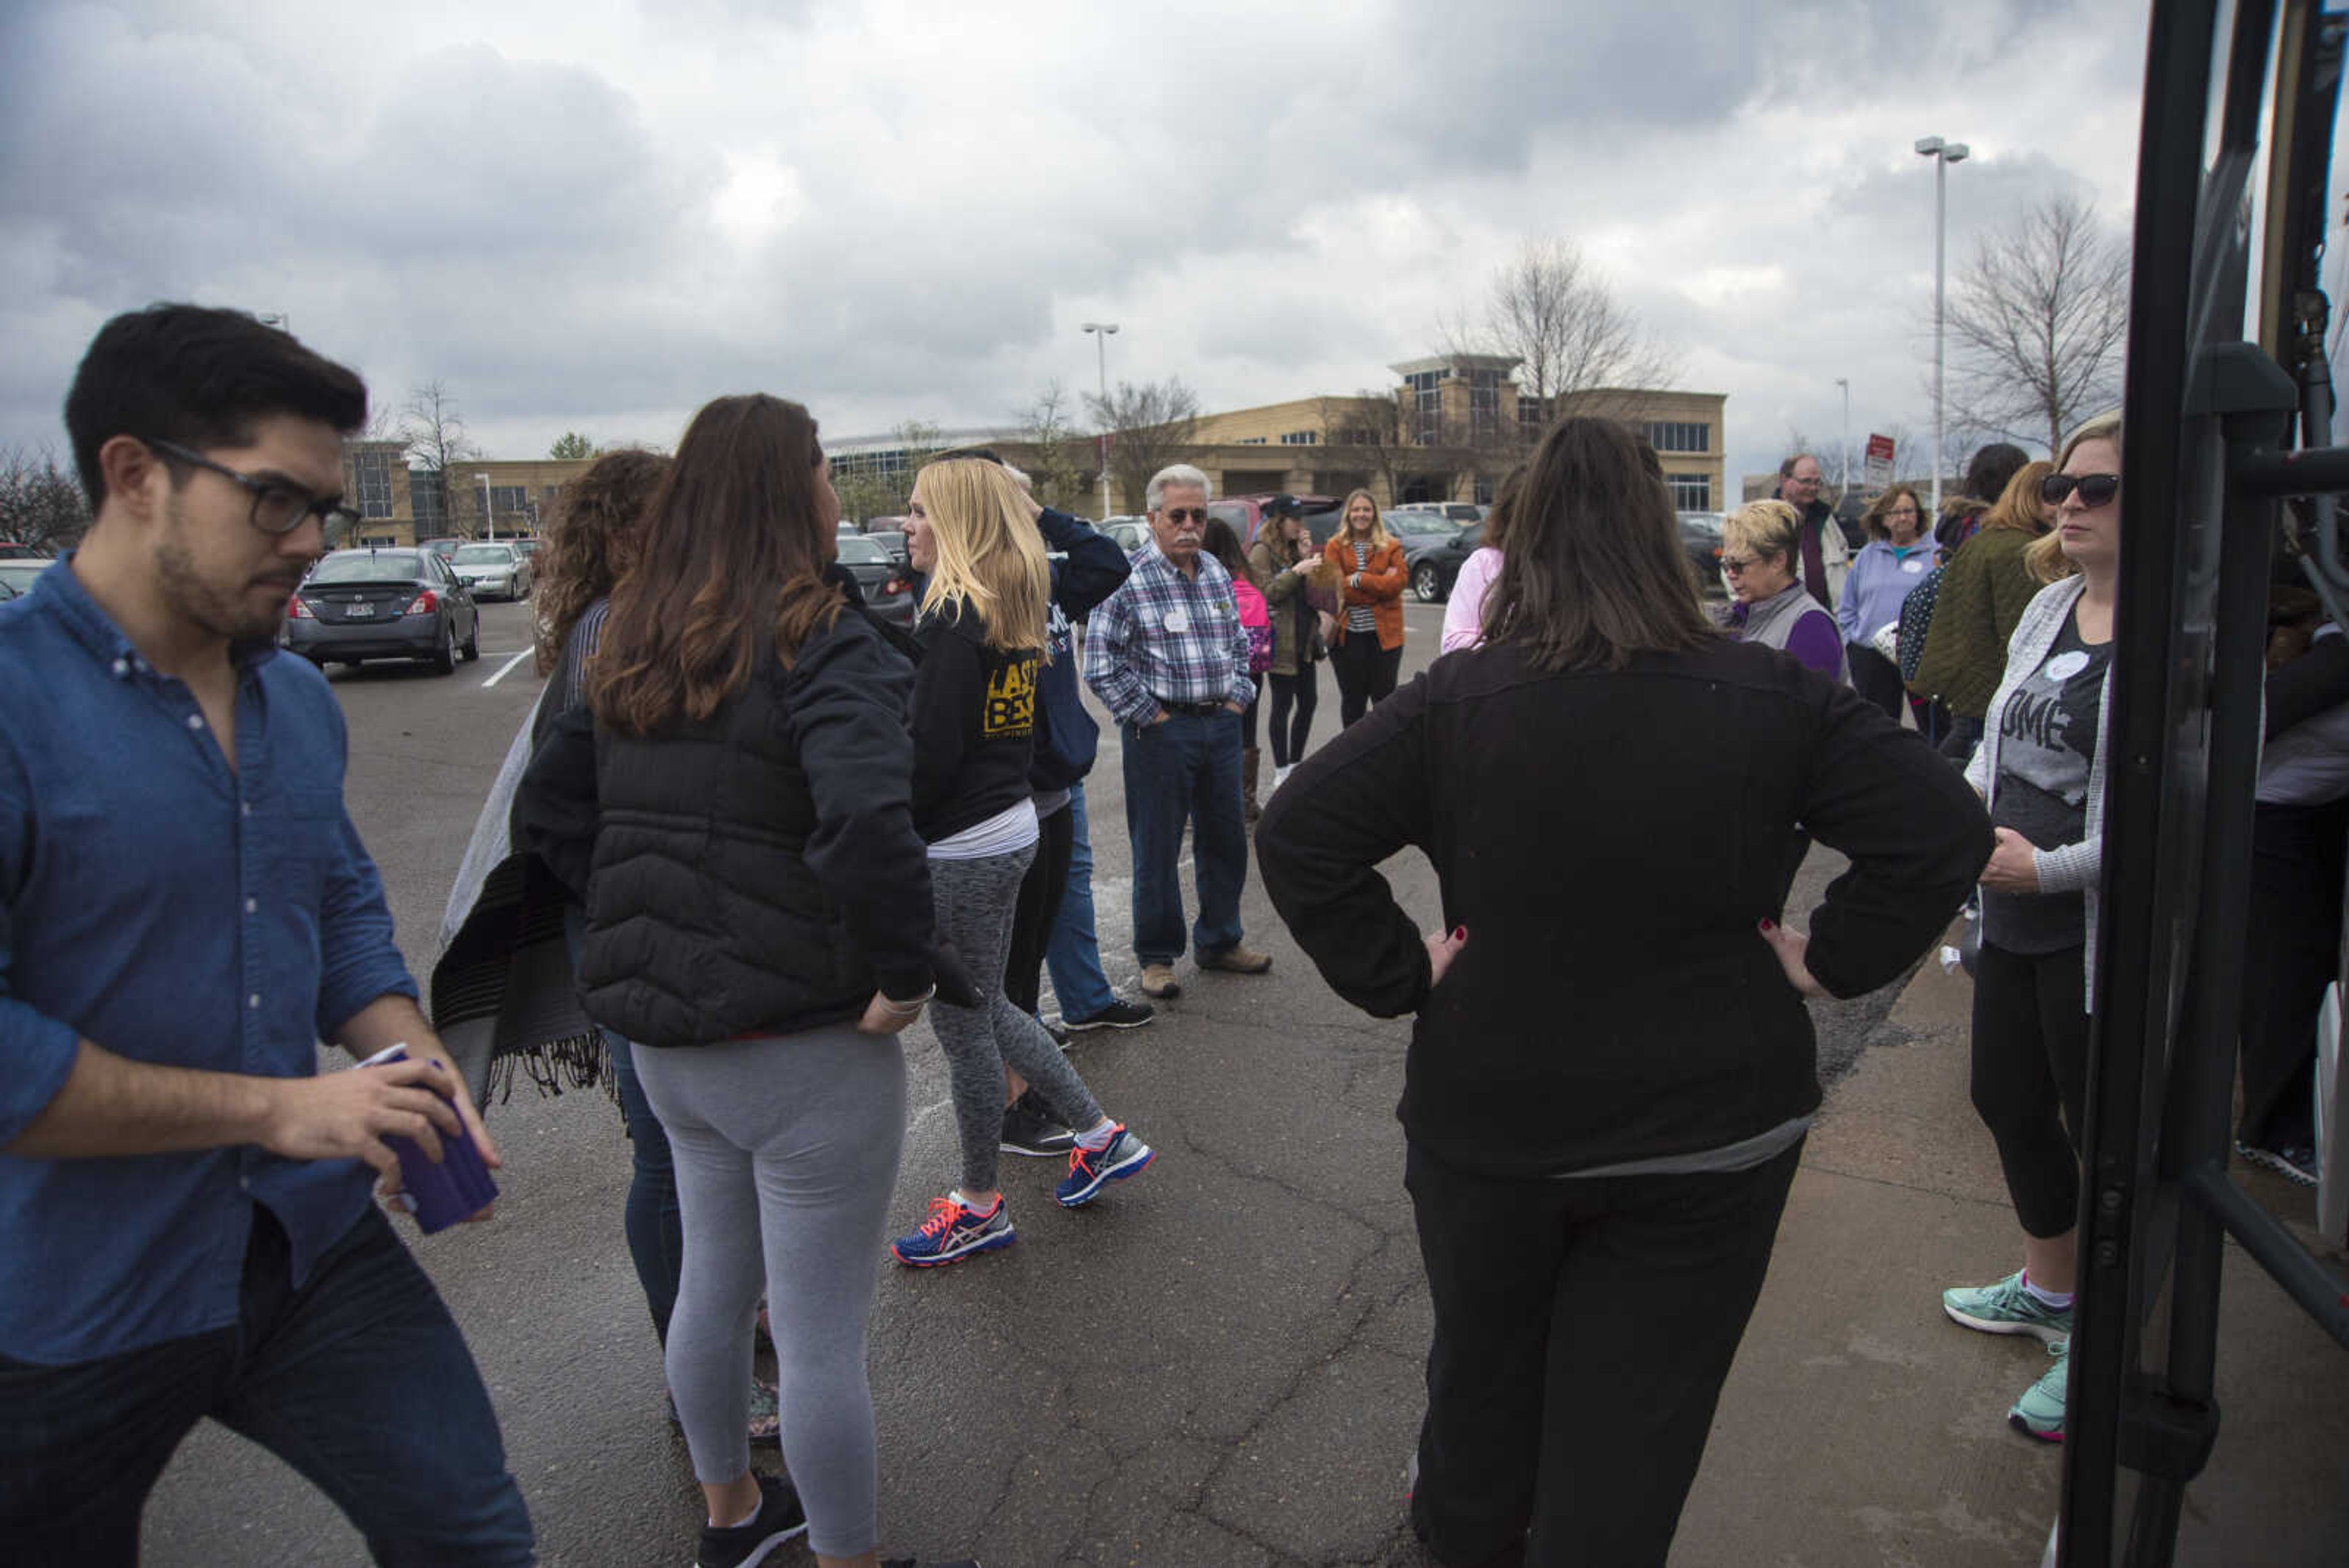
[[1970, 940, 2090, 1238], [1004, 800, 1077, 1017], [1847, 644, 1906, 721], [1119, 710, 1247, 965], [609, 1029, 685, 1341], [1042, 781, 1118, 1020], [1404, 1140, 1803, 1568], [1331, 634, 1401, 727], [0, 1205, 533, 1567], [2238, 798, 2348, 1149], [1267, 667, 1319, 767]]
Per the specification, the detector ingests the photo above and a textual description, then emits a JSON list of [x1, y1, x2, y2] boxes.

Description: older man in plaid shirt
[[1082, 463, 1274, 998]]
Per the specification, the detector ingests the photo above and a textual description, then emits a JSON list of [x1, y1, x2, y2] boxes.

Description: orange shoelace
[[918, 1196, 969, 1238]]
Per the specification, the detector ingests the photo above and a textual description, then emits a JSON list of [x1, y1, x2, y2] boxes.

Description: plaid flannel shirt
[[1082, 543, 1255, 725]]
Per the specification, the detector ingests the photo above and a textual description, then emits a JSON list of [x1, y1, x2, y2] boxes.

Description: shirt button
[[239, 1175, 253, 1192], [112, 658, 130, 677], [248, 992, 261, 1009], [241, 802, 253, 819], [246, 897, 259, 915], [187, 714, 204, 731]]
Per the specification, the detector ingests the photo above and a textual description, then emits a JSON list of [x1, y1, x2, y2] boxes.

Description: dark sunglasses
[[2040, 472, 2120, 508], [144, 436, 360, 543], [1161, 508, 1209, 525]]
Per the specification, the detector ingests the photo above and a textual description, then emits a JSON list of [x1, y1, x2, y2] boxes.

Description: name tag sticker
[[2044, 650, 2091, 682], [1902, 557, 1926, 573], [1164, 608, 1190, 634]]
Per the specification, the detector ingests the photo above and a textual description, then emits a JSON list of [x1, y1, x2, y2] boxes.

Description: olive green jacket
[[1912, 527, 2047, 719]]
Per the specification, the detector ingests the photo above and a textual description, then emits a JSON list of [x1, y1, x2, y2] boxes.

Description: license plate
[[346, 602, 374, 617]]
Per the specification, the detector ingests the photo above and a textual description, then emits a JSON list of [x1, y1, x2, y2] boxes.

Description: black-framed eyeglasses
[[2041, 472, 2121, 508], [143, 436, 361, 544]]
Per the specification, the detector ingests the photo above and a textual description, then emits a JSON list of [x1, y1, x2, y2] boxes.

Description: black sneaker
[[696, 1473, 807, 1568], [1000, 1093, 1077, 1157], [1063, 998, 1156, 1031], [2237, 1139, 2320, 1187], [1043, 1020, 1072, 1049], [881, 1559, 982, 1567]]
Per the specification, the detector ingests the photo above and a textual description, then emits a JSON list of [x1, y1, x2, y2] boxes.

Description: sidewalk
[[1677, 939, 2349, 1567]]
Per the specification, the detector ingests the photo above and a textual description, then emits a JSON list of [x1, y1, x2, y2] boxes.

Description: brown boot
[[1241, 746, 1263, 825], [1198, 943, 1272, 974]]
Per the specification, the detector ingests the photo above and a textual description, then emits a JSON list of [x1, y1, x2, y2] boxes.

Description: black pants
[[1003, 801, 1076, 1017], [1937, 712, 1985, 765], [1970, 940, 2090, 1238], [1332, 633, 1401, 727], [1267, 667, 1319, 766], [2238, 798, 2348, 1149], [1405, 1139, 1803, 1568], [1847, 644, 1906, 721]]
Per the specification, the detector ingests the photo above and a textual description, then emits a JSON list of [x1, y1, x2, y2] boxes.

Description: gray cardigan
[[1964, 574, 2106, 1008]]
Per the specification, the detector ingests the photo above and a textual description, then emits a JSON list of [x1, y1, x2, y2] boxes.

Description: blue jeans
[[608, 1030, 685, 1341], [1044, 779, 1119, 1019], [1121, 710, 1247, 966], [0, 1205, 533, 1566]]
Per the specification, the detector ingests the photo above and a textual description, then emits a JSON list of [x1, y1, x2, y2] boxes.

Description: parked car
[[861, 527, 910, 568], [1209, 493, 1343, 551], [1, 540, 54, 562], [1394, 500, 1485, 526], [1388, 513, 1483, 603], [418, 537, 463, 561], [449, 541, 533, 601], [1102, 518, 1151, 555], [0, 559, 54, 600], [834, 533, 919, 626], [508, 536, 544, 562], [284, 548, 480, 674], [1677, 511, 1727, 597]]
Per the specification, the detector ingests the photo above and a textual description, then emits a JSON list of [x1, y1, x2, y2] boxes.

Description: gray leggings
[[630, 1024, 906, 1559], [929, 844, 1107, 1194]]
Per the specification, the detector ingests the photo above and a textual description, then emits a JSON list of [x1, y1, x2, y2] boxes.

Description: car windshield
[[309, 551, 423, 583], [837, 536, 888, 563], [1679, 511, 1726, 537], [453, 544, 513, 565], [1385, 513, 1457, 537]]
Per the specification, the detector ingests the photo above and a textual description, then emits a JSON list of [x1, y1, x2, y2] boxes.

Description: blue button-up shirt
[[1082, 543, 1255, 724], [0, 562, 415, 1365]]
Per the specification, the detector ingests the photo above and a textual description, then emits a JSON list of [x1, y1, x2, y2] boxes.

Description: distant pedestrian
[[1258, 416, 1988, 1568], [0, 303, 532, 1565], [1322, 488, 1409, 725], [1203, 516, 1271, 820], [1836, 483, 1937, 719], [1246, 498, 1333, 788], [1942, 412, 2123, 1446], [889, 456, 1156, 1268], [1911, 461, 2056, 762], [516, 392, 982, 1568], [1082, 463, 1274, 999], [1936, 442, 2033, 558], [1773, 452, 1847, 608], [1718, 499, 1848, 682], [1440, 470, 1522, 655]]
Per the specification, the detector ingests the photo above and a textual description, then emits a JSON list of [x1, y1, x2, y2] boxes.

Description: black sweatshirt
[[910, 600, 1041, 843], [1255, 636, 1992, 1179]]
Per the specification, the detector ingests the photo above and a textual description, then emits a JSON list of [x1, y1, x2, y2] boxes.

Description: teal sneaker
[[2009, 1337, 2069, 1443], [1942, 1270, 2072, 1343]]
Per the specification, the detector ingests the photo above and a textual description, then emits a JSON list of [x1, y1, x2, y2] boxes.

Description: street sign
[[1863, 434, 1896, 486]]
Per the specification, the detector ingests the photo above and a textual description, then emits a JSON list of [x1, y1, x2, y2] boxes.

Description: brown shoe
[[1198, 944, 1273, 975], [1140, 964, 1181, 998]]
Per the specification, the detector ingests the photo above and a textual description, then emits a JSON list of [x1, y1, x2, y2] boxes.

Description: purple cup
[[357, 1045, 500, 1233]]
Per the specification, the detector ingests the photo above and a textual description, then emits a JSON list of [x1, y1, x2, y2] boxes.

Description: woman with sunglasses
[[1940, 413, 2123, 1446], [1716, 500, 1847, 680], [1321, 489, 1408, 726], [1835, 484, 1937, 719]]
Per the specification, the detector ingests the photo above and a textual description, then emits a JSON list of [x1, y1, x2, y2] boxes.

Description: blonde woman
[[1716, 500, 1847, 681], [889, 457, 1154, 1268], [1321, 488, 1409, 725], [1912, 460, 2057, 760]]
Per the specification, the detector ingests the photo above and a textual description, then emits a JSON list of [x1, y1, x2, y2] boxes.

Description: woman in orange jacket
[[1321, 488, 1409, 726]]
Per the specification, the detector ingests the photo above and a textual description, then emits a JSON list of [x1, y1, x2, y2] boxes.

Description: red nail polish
[[1759, 918, 1775, 932], [1451, 926, 1467, 943]]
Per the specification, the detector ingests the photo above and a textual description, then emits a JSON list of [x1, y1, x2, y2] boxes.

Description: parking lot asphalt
[[135, 593, 2345, 1566]]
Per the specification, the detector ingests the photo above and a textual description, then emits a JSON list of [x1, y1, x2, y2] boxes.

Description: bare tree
[[1085, 379, 1200, 512], [1319, 390, 1434, 507], [1022, 382, 1090, 513], [1447, 237, 1683, 437], [399, 381, 482, 536], [0, 445, 92, 551], [1944, 195, 2129, 456]]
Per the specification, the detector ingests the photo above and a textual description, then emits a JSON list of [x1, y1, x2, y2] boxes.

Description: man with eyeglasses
[[1775, 452, 1849, 610], [0, 305, 532, 1563], [1082, 463, 1274, 1000]]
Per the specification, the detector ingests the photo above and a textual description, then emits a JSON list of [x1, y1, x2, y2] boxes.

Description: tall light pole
[[475, 471, 494, 541], [1082, 321, 1119, 519], [1835, 376, 1851, 503], [1915, 135, 1969, 517]]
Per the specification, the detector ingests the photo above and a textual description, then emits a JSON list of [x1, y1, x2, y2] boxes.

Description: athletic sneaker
[[891, 1194, 1015, 1266], [1056, 1126, 1154, 1207], [1942, 1270, 2073, 1343], [695, 1473, 807, 1568], [2009, 1337, 2069, 1443], [1000, 1094, 1077, 1158], [880, 1558, 982, 1567], [1063, 998, 1156, 1031], [2236, 1139, 2320, 1187]]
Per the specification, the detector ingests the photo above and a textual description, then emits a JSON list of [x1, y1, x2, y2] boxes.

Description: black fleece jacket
[[910, 601, 1042, 842], [1255, 636, 1992, 1178]]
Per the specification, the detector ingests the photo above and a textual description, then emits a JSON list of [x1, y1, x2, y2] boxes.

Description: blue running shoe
[[1942, 1270, 2071, 1344], [2009, 1337, 2069, 1443], [1056, 1126, 1154, 1207], [891, 1194, 1015, 1267]]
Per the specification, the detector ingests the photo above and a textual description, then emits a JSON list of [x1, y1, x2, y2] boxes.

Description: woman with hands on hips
[[1256, 418, 1989, 1568]]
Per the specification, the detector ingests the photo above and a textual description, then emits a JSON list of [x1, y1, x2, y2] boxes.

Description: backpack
[[1897, 565, 1945, 688], [1234, 578, 1273, 675]]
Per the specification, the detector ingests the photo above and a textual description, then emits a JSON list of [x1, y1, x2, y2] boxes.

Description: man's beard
[[155, 501, 297, 644]]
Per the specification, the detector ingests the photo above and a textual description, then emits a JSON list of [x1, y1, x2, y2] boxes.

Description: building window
[[1668, 473, 1712, 510], [1237, 437, 1267, 445], [349, 450, 395, 520], [410, 472, 446, 526], [1473, 474, 1495, 505], [832, 448, 910, 481], [1518, 395, 1547, 437], [1468, 370, 1503, 442], [1406, 370, 1444, 445], [1647, 421, 1710, 454], [1278, 431, 1318, 446]]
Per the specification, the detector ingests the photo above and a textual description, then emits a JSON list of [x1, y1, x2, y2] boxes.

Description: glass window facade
[[1647, 421, 1710, 453], [1668, 472, 1712, 510]]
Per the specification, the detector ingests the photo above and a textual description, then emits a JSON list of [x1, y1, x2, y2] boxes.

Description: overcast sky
[[4, 0, 2164, 491]]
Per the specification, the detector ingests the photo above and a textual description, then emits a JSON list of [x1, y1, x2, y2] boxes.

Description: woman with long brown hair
[[1258, 418, 1987, 1566], [517, 394, 978, 1568]]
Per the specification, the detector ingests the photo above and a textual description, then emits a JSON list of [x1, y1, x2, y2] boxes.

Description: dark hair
[[1961, 443, 2030, 508], [533, 448, 672, 676], [1480, 418, 1718, 672], [590, 395, 842, 734], [64, 304, 368, 508], [1858, 483, 1926, 542], [933, 447, 1004, 466], [1778, 452, 1820, 480], [1480, 466, 1526, 554], [1200, 517, 1249, 581]]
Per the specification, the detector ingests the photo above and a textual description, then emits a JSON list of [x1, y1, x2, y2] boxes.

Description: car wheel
[[429, 617, 456, 675], [461, 612, 480, 661], [1412, 562, 1445, 603]]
